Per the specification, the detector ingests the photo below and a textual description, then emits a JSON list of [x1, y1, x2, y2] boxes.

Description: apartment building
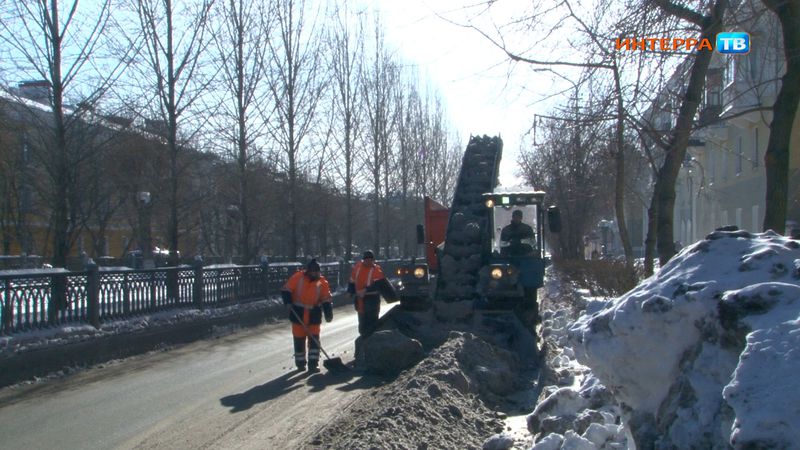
[[673, 1, 800, 245]]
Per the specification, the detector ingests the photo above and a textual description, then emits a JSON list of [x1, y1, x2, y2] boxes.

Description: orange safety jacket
[[282, 270, 332, 325], [349, 261, 385, 300]]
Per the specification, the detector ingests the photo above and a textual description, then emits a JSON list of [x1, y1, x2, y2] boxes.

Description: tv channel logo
[[716, 32, 750, 54]]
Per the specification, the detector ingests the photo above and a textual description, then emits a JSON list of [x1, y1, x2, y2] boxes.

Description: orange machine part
[[424, 196, 449, 273]]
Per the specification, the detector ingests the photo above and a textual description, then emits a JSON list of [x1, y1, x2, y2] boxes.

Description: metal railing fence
[[0, 261, 347, 335]]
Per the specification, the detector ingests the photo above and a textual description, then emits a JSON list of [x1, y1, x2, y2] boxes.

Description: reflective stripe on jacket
[[349, 261, 385, 299], [283, 270, 332, 306]]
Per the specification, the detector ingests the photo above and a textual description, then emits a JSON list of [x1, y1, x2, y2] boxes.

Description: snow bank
[[528, 295, 628, 449], [568, 229, 800, 448], [0, 297, 284, 356]]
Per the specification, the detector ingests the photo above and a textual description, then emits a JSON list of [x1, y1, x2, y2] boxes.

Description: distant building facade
[[674, 0, 800, 244], [632, 0, 800, 254]]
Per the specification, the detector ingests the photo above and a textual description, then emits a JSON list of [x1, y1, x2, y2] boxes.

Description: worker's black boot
[[294, 337, 306, 371], [308, 337, 320, 372]]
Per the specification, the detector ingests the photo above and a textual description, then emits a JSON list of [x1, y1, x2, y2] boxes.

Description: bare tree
[[394, 79, 420, 257], [0, 0, 127, 266], [129, 0, 217, 265], [647, 0, 728, 265], [211, 0, 271, 263], [461, 0, 640, 265], [362, 17, 399, 257], [392, 74, 462, 257], [0, 106, 26, 255], [521, 94, 615, 259], [329, 3, 365, 262], [264, 0, 325, 259]]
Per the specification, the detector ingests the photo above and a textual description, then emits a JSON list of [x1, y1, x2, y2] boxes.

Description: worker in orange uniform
[[348, 250, 395, 337], [281, 259, 333, 372]]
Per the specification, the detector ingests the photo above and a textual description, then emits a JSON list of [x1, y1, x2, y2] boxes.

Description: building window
[[724, 55, 736, 86], [752, 128, 759, 168], [736, 136, 743, 175], [706, 68, 722, 106], [736, 208, 743, 229]]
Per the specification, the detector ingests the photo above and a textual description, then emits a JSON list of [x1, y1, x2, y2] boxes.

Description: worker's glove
[[281, 290, 292, 306], [323, 302, 333, 322]]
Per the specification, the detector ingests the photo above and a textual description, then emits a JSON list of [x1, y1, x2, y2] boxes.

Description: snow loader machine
[[399, 135, 561, 330], [365, 135, 559, 368]]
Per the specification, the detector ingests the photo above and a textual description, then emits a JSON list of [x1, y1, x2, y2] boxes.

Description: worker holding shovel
[[281, 259, 334, 372]]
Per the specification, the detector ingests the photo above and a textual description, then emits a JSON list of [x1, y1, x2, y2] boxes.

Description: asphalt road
[[0, 307, 378, 450]]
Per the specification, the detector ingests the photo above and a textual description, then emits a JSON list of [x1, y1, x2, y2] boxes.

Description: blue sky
[[373, 0, 554, 187]]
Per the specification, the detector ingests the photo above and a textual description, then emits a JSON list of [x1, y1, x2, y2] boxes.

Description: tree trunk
[[762, 0, 800, 233], [345, 177, 353, 262], [50, 6, 71, 268], [612, 63, 634, 266], [372, 160, 380, 257], [238, 68, 252, 263], [644, 200, 658, 276], [653, 0, 727, 265]]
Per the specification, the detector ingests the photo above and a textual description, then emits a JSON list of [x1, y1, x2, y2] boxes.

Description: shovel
[[289, 307, 349, 373]]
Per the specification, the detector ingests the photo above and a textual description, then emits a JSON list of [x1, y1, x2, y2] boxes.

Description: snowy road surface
[[0, 308, 374, 449]]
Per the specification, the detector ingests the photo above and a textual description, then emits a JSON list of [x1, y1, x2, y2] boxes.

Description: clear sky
[[373, 0, 551, 187]]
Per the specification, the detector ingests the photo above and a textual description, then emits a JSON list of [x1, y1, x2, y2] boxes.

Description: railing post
[[234, 267, 241, 302], [49, 273, 67, 324], [86, 260, 100, 328], [193, 256, 204, 308], [2, 279, 13, 334], [166, 267, 178, 304], [123, 273, 131, 315], [216, 268, 222, 304], [150, 271, 157, 311]]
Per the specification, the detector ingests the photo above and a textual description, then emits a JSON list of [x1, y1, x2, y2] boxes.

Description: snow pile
[[526, 273, 629, 449], [569, 229, 800, 448], [311, 332, 519, 450]]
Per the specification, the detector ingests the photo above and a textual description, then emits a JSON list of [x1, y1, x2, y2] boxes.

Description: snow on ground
[[525, 270, 629, 449]]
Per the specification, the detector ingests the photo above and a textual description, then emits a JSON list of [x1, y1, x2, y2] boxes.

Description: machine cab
[[483, 191, 546, 260], [480, 190, 552, 297]]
